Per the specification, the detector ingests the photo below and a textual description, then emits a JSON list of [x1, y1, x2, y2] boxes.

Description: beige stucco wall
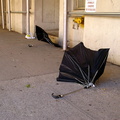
[[0, 1, 1, 26], [96, 0, 120, 12], [0, 1, 6, 27], [10, 0, 23, 33], [67, 0, 120, 65], [83, 0, 120, 65], [83, 16, 120, 65], [35, 0, 59, 31], [5, 0, 35, 35], [59, 0, 84, 47], [67, 17, 84, 47], [58, 0, 64, 46], [29, 0, 35, 35]]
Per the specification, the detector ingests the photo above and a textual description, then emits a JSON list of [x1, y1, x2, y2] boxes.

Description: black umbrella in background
[[36, 25, 61, 47], [52, 42, 110, 99]]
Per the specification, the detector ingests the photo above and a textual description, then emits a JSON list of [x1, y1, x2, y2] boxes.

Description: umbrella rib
[[61, 64, 82, 77], [91, 55, 108, 83], [67, 54, 88, 83], [61, 64, 74, 71], [88, 65, 90, 83], [61, 64, 89, 85], [60, 72, 86, 85]]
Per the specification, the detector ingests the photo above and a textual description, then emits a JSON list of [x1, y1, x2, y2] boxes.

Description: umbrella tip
[[84, 83, 95, 89]]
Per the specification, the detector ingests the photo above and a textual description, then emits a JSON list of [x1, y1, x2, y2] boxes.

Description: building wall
[[35, 0, 59, 31], [67, 17, 84, 47], [0, 1, 2, 26], [84, 16, 120, 65], [59, 0, 84, 47], [83, 0, 120, 65], [5, 0, 35, 35], [10, 0, 23, 33], [0, 0, 6, 27], [66, 0, 120, 65], [58, 0, 64, 46], [5, 0, 58, 35], [97, 0, 120, 12], [29, 0, 35, 35]]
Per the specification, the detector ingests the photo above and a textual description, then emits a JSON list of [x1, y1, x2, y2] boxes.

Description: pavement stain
[[26, 84, 31, 88], [0, 88, 4, 91]]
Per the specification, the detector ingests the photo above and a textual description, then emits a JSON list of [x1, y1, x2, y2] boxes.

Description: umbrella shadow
[[95, 63, 120, 88]]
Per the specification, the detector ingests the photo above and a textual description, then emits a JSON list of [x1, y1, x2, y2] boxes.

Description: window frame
[[73, 0, 85, 10]]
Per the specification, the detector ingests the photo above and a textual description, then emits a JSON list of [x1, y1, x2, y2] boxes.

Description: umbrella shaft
[[62, 88, 84, 96]]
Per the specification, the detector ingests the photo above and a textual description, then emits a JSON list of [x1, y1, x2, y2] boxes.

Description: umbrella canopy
[[36, 25, 61, 47], [57, 42, 110, 88]]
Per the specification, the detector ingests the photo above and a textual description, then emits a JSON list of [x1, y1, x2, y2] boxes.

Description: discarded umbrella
[[36, 25, 61, 47], [52, 42, 110, 99]]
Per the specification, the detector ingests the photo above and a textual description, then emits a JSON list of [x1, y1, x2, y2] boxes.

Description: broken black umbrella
[[52, 42, 110, 99]]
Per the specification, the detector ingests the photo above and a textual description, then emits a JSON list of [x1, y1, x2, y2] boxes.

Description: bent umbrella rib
[[91, 55, 108, 83], [67, 54, 88, 83], [60, 72, 86, 85]]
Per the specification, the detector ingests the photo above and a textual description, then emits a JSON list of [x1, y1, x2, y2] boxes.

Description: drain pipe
[[8, 0, 11, 31], [63, 0, 67, 50], [1, 0, 4, 29], [26, 0, 30, 35]]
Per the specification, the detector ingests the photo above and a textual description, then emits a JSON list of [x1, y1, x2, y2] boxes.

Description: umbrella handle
[[51, 93, 64, 99], [51, 88, 84, 99]]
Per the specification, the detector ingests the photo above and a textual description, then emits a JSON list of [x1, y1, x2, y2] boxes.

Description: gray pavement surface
[[0, 29, 120, 120]]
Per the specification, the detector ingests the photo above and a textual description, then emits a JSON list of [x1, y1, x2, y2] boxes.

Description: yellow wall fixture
[[73, 16, 84, 28]]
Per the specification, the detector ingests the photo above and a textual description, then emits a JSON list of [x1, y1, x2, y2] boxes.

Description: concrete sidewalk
[[0, 29, 120, 120]]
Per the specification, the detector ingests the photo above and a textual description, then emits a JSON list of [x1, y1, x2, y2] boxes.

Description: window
[[74, 0, 85, 10]]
